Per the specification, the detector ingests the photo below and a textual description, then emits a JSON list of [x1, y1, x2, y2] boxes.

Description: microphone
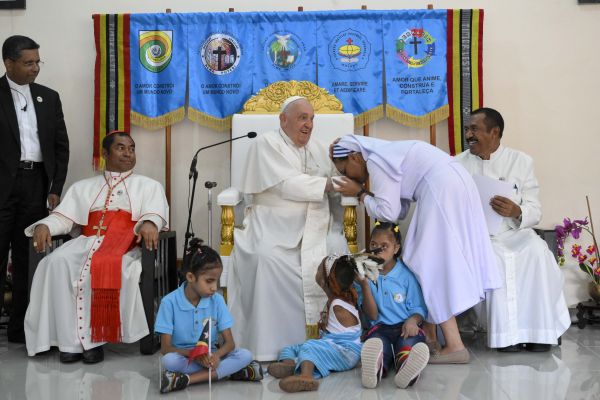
[[204, 181, 217, 189], [188, 132, 257, 179], [10, 88, 28, 111]]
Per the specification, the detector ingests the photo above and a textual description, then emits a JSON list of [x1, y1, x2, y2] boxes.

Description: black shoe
[[60, 351, 83, 363], [497, 344, 523, 353], [82, 346, 104, 364], [525, 343, 551, 352]]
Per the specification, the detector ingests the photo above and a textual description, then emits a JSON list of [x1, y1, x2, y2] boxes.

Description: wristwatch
[[356, 188, 368, 198]]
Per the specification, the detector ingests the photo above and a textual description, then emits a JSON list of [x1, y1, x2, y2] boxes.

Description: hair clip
[[374, 220, 381, 226], [394, 225, 399, 233]]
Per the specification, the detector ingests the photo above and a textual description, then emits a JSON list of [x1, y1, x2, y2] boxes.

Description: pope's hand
[[137, 221, 159, 251], [490, 195, 521, 219], [32, 224, 52, 253]]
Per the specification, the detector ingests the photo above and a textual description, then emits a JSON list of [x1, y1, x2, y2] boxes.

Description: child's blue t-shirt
[[355, 259, 428, 327], [154, 283, 232, 350]]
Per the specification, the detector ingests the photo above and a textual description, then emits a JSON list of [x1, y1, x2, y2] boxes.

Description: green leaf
[[579, 263, 595, 277]]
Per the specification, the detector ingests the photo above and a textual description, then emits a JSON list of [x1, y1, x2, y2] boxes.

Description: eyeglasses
[[10, 59, 44, 69]]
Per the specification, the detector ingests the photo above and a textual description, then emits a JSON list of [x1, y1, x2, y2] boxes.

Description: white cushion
[[217, 187, 242, 206], [341, 196, 359, 206]]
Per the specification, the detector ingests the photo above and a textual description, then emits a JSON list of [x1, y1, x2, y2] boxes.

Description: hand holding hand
[[490, 196, 521, 218], [334, 177, 362, 197]]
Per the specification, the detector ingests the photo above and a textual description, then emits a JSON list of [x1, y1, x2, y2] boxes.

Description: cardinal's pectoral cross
[[92, 221, 108, 236]]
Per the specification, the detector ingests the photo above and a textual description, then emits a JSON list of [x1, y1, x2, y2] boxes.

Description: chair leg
[[140, 246, 159, 355]]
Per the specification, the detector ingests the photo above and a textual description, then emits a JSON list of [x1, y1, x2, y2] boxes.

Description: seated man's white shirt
[[227, 129, 348, 361], [24, 170, 168, 355], [456, 145, 570, 347]]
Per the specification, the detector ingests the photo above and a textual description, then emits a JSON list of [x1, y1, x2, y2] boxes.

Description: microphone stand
[[183, 166, 199, 268], [205, 181, 217, 248], [183, 133, 257, 266]]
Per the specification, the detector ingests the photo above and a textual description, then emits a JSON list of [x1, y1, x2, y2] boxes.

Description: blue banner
[[316, 10, 384, 128], [252, 12, 317, 93], [130, 13, 187, 129], [383, 10, 449, 128], [188, 12, 254, 131]]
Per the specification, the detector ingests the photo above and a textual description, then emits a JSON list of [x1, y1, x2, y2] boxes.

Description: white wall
[[2, 0, 599, 306]]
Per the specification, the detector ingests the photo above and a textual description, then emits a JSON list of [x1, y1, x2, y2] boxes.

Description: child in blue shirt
[[356, 222, 430, 389], [155, 239, 262, 393]]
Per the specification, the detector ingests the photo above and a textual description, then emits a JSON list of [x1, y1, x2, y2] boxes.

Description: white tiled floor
[[1, 325, 599, 400]]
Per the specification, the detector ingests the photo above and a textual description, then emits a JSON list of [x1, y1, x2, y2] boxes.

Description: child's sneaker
[[267, 361, 296, 379], [361, 338, 384, 389], [230, 360, 264, 381], [160, 370, 189, 394], [279, 375, 319, 392], [394, 342, 430, 389]]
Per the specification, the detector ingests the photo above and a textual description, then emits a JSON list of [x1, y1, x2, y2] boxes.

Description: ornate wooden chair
[[216, 81, 360, 291]]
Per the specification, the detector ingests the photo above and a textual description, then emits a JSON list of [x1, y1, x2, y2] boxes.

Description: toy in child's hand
[[353, 252, 384, 282]]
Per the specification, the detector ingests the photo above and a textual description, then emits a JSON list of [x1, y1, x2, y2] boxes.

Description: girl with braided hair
[[267, 254, 362, 393], [357, 222, 430, 390]]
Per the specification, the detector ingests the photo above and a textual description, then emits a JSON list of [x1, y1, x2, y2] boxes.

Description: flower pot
[[589, 282, 600, 303]]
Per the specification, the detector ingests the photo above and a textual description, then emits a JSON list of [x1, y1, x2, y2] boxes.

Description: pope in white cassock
[[455, 108, 570, 351], [227, 97, 348, 361], [24, 132, 169, 363]]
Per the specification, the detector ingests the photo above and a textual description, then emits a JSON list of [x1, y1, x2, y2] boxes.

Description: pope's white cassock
[[456, 145, 570, 347], [24, 170, 168, 355], [227, 129, 348, 361]]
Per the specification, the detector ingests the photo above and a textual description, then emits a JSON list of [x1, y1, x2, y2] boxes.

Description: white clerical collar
[[6, 74, 30, 91], [104, 169, 134, 179]]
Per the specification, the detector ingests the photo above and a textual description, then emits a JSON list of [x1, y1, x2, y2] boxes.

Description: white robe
[[456, 145, 570, 347], [24, 170, 169, 355], [227, 129, 348, 361]]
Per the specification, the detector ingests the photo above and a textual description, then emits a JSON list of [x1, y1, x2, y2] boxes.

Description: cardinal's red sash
[[82, 210, 137, 343]]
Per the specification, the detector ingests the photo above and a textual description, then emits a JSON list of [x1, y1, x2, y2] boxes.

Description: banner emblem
[[328, 29, 370, 71], [139, 30, 173, 73], [265, 32, 304, 70], [201, 33, 242, 75], [396, 28, 435, 68]]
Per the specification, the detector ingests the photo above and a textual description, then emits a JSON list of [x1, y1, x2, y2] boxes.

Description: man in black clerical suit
[[0, 35, 69, 343]]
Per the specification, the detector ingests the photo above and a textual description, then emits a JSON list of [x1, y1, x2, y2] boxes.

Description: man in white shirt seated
[[25, 132, 169, 363], [455, 107, 570, 352]]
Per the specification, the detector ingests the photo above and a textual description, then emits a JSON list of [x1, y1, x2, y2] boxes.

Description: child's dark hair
[[184, 238, 222, 276], [324, 255, 359, 306], [371, 221, 402, 258]]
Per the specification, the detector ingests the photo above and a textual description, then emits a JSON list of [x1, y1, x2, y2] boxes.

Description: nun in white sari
[[331, 135, 501, 364]]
